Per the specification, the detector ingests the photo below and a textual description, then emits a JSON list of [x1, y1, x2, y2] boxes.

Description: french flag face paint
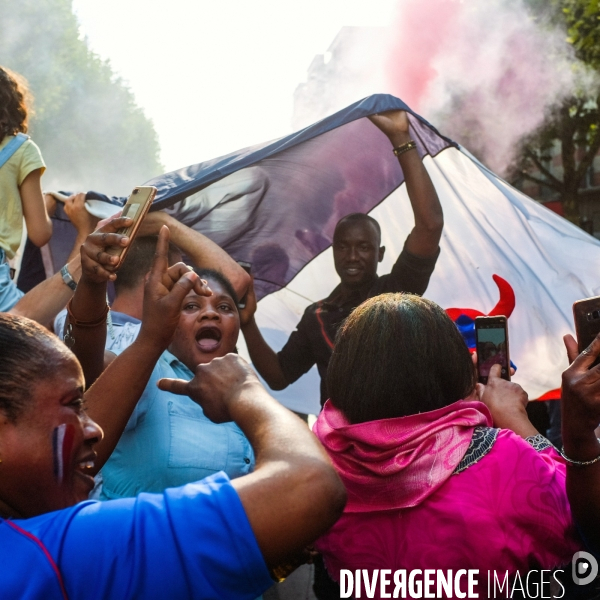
[[52, 424, 75, 484]]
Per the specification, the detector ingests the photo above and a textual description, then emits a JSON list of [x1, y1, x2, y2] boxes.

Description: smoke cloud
[[293, 0, 599, 175]]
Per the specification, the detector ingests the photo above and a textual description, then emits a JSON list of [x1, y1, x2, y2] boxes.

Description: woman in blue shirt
[[64, 218, 254, 500], [99, 267, 255, 499]]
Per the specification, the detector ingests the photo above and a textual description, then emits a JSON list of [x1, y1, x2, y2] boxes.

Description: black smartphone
[[237, 261, 252, 309], [573, 296, 600, 367], [475, 316, 511, 384]]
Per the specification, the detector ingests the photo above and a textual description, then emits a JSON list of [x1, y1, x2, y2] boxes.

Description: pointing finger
[[157, 377, 191, 396], [150, 225, 170, 280]]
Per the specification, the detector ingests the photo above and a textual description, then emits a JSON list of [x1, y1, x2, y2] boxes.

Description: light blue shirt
[[54, 308, 141, 356], [101, 350, 255, 500]]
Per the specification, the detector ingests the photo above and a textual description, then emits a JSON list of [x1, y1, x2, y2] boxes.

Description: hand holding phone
[[475, 316, 511, 384], [573, 296, 600, 367], [106, 186, 157, 269]]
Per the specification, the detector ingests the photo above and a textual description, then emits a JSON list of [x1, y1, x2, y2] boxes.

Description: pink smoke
[[385, 0, 461, 111], [382, 0, 582, 174]]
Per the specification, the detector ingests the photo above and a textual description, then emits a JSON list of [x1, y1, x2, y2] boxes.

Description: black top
[[277, 243, 440, 406]]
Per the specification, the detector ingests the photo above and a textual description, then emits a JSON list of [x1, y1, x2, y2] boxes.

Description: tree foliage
[[562, 0, 600, 69], [0, 0, 162, 195], [513, 0, 600, 225]]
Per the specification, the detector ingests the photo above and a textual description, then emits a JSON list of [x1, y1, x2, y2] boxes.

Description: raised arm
[[158, 354, 346, 570], [84, 226, 211, 470], [19, 168, 52, 247], [64, 215, 133, 386], [239, 278, 290, 390], [9, 194, 99, 326], [562, 333, 600, 549], [62, 193, 100, 262], [140, 211, 251, 297], [368, 110, 443, 257]]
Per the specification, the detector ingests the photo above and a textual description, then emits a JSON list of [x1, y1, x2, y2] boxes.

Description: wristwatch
[[60, 264, 77, 291]]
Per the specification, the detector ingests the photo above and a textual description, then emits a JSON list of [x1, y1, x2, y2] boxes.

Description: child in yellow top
[[0, 66, 52, 310]]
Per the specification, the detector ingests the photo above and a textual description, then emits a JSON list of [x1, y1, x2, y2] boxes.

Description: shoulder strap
[[0, 133, 30, 170], [3, 520, 70, 600]]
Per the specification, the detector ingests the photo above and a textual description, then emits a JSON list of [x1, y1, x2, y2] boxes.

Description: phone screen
[[476, 320, 509, 381], [573, 296, 600, 367]]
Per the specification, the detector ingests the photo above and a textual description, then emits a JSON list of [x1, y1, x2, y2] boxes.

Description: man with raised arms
[[240, 109, 444, 407]]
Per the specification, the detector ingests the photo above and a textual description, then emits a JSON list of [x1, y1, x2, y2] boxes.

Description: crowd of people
[[2, 64, 600, 600]]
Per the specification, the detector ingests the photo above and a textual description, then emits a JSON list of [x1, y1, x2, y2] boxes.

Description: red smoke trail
[[385, 0, 462, 110]]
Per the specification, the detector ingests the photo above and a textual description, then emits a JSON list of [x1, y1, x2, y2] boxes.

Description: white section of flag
[[237, 147, 600, 414]]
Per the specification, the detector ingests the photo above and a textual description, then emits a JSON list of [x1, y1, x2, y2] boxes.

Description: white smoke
[[292, 0, 600, 175]]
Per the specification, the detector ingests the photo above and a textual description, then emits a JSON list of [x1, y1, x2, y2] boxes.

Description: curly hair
[[0, 66, 32, 143]]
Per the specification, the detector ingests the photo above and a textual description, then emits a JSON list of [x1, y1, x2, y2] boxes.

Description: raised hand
[[368, 110, 411, 147], [158, 353, 261, 423], [476, 364, 536, 437], [80, 215, 133, 283], [64, 192, 99, 236], [562, 333, 600, 435], [138, 225, 212, 347]]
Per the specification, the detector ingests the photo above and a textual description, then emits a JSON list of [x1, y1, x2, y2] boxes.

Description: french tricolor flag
[[48, 94, 600, 414]]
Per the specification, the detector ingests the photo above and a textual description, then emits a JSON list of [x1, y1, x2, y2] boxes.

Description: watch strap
[[60, 264, 77, 291]]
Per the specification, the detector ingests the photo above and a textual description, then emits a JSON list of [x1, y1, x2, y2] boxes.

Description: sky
[[72, 0, 396, 172]]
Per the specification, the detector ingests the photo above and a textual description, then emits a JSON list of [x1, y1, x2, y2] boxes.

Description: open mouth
[[74, 458, 96, 489], [196, 326, 222, 353]]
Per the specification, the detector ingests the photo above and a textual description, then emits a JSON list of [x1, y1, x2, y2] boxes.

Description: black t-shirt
[[277, 243, 440, 406]]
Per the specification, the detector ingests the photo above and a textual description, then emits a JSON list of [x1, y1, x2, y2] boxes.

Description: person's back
[[315, 408, 579, 598], [0, 66, 51, 311], [313, 293, 582, 599]]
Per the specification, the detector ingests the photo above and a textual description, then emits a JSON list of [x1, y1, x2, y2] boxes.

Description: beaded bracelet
[[393, 140, 417, 157]]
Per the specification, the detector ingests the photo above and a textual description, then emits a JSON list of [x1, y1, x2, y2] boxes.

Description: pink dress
[[314, 399, 582, 599]]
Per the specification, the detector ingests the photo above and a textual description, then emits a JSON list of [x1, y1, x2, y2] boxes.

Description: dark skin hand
[[67, 216, 133, 385], [476, 363, 538, 439], [158, 353, 347, 569], [562, 332, 600, 549]]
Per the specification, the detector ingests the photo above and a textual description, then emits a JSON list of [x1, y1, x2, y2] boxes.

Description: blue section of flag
[[146, 94, 455, 208]]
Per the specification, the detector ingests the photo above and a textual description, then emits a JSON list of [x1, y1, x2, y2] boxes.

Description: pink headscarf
[[313, 399, 492, 512]]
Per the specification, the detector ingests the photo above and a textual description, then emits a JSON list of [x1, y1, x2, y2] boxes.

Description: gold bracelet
[[393, 140, 417, 157]]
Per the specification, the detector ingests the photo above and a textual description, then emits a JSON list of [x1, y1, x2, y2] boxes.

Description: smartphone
[[237, 261, 252, 309], [573, 296, 600, 367], [106, 186, 157, 268], [475, 316, 511, 384]]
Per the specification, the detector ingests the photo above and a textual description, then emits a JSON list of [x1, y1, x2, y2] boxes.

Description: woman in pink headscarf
[[314, 293, 582, 599]]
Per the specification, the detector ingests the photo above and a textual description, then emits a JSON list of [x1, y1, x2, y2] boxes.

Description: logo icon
[[572, 551, 599, 586]]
